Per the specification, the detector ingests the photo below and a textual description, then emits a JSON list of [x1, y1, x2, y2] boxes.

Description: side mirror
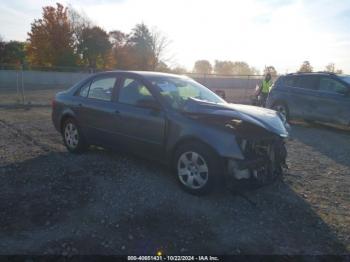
[[137, 99, 161, 111]]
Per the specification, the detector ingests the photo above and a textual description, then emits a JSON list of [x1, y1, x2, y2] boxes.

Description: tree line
[[297, 61, 343, 74], [0, 3, 344, 75], [0, 3, 172, 72], [192, 60, 277, 76]]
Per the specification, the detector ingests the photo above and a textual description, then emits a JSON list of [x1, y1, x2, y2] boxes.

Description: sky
[[0, 0, 349, 73]]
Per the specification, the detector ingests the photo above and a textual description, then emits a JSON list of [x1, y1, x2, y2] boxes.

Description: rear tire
[[62, 118, 87, 154], [173, 142, 223, 195]]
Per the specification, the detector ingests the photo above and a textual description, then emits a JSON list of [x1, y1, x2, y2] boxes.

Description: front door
[[113, 77, 166, 160]]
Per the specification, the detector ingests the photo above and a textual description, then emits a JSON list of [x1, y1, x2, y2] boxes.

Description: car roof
[[95, 70, 187, 79], [284, 72, 338, 77]]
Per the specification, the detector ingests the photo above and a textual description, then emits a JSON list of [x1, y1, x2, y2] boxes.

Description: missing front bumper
[[226, 137, 287, 184]]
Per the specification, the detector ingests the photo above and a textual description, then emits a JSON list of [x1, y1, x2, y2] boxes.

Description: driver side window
[[118, 78, 155, 106], [178, 84, 200, 99]]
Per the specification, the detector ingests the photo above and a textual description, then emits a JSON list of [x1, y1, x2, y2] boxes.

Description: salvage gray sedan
[[52, 71, 288, 194]]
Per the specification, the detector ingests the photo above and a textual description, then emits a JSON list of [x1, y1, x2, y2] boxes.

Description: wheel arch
[[169, 136, 221, 166], [59, 110, 78, 133]]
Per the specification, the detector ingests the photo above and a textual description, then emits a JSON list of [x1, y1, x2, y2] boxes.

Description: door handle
[[78, 103, 83, 107], [114, 110, 120, 115]]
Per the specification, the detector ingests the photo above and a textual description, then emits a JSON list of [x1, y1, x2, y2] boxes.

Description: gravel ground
[[0, 106, 349, 255], [0, 88, 64, 106]]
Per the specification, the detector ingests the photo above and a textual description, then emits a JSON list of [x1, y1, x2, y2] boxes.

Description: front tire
[[62, 118, 87, 153], [173, 142, 222, 195]]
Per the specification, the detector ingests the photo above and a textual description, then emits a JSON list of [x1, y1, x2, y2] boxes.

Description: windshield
[[339, 75, 350, 85], [147, 76, 226, 110]]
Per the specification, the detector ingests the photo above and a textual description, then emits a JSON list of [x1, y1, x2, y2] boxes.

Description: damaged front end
[[223, 115, 289, 186], [182, 99, 289, 186], [227, 136, 287, 185]]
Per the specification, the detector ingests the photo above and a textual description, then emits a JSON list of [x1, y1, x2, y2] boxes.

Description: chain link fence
[[0, 64, 269, 106], [186, 73, 266, 104], [0, 64, 92, 106]]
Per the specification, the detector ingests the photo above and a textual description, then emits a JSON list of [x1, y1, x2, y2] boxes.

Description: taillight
[[51, 98, 56, 108]]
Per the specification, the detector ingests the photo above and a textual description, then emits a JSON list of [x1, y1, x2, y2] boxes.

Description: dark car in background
[[266, 72, 350, 126], [52, 71, 288, 194]]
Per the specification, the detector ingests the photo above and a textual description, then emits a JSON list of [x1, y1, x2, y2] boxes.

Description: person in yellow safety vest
[[259, 73, 272, 107]]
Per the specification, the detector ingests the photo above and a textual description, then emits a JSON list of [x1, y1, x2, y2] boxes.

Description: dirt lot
[[0, 106, 349, 255], [0, 88, 63, 106]]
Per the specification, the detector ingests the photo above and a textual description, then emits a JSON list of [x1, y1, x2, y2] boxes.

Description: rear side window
[[88, 77, 117, 101], [319, 77, 348, 94], [294, 75, 318, 90]]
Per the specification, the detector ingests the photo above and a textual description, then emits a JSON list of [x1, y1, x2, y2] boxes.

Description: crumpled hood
[[182, 98, 289, 137]]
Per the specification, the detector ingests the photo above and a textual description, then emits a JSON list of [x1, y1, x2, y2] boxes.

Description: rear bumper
[[51, 109, 61, 133]]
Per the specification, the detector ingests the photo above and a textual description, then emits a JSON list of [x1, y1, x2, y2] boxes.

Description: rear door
[[287, 75, 319, 119], [76, 74, 120, 146], [113, 76, 166, 160], [312, 76, 350, 125]]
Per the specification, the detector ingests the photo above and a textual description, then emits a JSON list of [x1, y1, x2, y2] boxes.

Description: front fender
[[165, 113, 244, 161]]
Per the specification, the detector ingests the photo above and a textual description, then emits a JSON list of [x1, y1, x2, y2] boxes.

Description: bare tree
[[325, 63, 335, 73], [67, 5, 92, 53], [325, 63, 343, 74], [335, 69, 343, 74], [150, 27, 172, 70]]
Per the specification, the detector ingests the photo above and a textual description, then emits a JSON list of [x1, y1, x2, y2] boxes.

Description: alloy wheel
[[64, 122, 79, 149], [177, 151, 209, 189]]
